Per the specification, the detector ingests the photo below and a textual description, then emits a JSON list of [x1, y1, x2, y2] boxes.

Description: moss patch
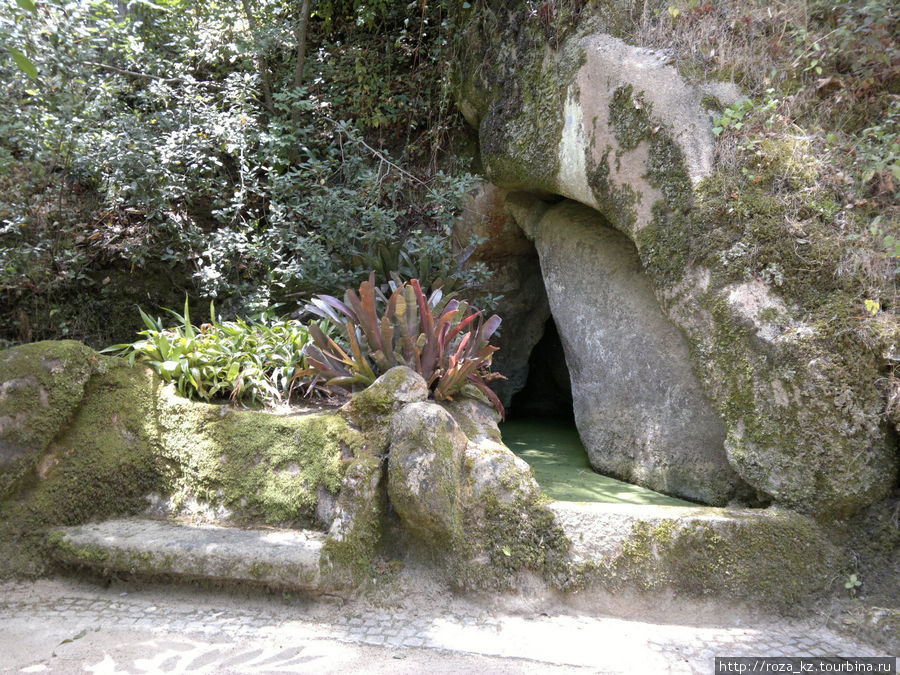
[[0, 340, 101, 500], [586, 146, 640, 234], [458, 488, 571, 590], [158, 385, 358, 528], [467, 7, 586, 191], [587, 509, 842, 609], [320, 454, 385, 585], [609, 84, 654, 152], [0, 361, 164, 577]]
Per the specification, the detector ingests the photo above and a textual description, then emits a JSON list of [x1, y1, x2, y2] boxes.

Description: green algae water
[[500, 419, 695, 506]]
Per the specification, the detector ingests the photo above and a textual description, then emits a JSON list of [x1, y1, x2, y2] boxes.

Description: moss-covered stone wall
[[0, 343, 363, 578]]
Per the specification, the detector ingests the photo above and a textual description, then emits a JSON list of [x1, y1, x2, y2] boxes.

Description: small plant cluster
[[104, 299, 320, 407], [794, 0, 897, 103], [713, 92, 779, 139], [303, 274, 506, 417]]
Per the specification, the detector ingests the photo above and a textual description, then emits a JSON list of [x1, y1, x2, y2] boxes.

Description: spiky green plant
[[104, 298, 322, 407], [302, 273, 506, 416]]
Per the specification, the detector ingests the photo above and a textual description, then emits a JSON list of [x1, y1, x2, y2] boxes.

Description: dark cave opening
[[507, 317, 574, 421]]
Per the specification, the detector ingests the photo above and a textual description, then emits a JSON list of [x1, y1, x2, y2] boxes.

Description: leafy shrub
[[303, 274, 505, 417], [0, 0, 484, 346], [801, 0, 898, 101], [104, 299, 321, 407]]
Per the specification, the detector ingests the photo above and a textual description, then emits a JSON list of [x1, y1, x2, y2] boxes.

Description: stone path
[[0, 579, 894, 674]]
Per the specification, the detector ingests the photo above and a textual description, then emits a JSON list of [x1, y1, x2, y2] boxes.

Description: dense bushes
[[0, 0, 480, 347]]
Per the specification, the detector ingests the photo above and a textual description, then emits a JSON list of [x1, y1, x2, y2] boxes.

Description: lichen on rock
[[387, 401, 467, 552]]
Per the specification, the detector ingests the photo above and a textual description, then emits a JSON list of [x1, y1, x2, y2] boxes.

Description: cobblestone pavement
[[0, 579, 894, 674]]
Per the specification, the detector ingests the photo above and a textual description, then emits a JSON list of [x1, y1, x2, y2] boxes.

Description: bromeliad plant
[[302, 273, 506, 417], [104, 298, 321, 407]]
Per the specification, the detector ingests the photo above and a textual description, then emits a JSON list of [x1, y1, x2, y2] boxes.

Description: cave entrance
[[508, 317, 573, 422], [496, 252, 694, 507], [485, 195, 739, 506], [461, 187, 734, 505]]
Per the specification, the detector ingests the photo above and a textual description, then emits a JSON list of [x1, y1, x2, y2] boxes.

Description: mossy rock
[[0, 361, 164, 577], [457, 15, 898, 519], [0, 340, 101, 500], [610, 510, 839, 607], [387, 401, 467, 553], [48, 519, 325, 590], [156, 384, 359, 528], [0, 346, 366, 578], [321, 454, 385, 585], [552, 502, 843, 609], [341, 366, 428, 452], [457, 436, 571, 590]]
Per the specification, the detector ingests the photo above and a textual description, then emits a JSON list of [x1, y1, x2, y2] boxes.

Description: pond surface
[[500, 419, 695, 506]]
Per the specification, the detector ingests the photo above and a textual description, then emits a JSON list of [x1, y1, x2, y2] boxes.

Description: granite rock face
[[518, 200, 740, 505], [387, 401, 468, 549], [453, 182, 550, 408], [458, 18, 897, 518], [384, 384, 566, 586]]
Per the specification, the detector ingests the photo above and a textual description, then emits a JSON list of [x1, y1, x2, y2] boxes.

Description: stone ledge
[[48, 519, 325, 590], [551, 502, 843, 608]]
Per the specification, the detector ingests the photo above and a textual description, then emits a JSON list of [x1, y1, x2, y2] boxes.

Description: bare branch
[[82, 61, 181, 84]]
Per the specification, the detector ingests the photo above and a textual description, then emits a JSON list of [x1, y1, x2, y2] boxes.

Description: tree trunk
[[240, 0, 275, 116], [291, 0, 313, 128]]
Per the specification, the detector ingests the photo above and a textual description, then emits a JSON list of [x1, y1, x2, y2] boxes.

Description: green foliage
[[8, 47, 37, 80], [712, 93, 780, 138], [0, 0, 483, 346], [104, 298, 320, 407], [353, 235, 484, 300], [303, 273, 506, 416], [798, 0, 898, 100], [867, 216, 900, 273], [854, 105, 900, 199], [712, 99, 752, 137]]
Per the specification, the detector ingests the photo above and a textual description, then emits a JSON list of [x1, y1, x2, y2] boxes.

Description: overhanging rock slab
[[49, 519, 325, 590], [551, 502, 843, 608]]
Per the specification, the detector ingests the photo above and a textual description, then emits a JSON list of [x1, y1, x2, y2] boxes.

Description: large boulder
[[458, 13, 897, 518], [512, 199, 740, 506], [0, 341, 99, 499], [387, 401, 468, 550], [382, 386, 569, 588], [447, 397, 571, 589]]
